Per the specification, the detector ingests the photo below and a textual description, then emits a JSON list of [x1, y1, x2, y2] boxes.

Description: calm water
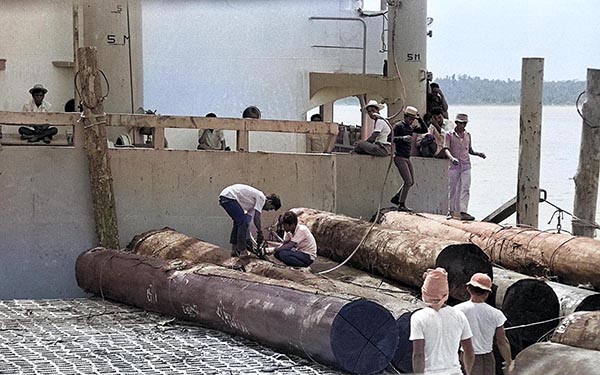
[[333, 104, 591, 233]]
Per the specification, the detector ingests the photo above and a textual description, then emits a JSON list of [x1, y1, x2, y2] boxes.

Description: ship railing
[[0, 111, 339, 152]]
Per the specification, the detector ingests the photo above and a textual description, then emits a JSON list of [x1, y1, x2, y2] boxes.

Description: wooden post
[[517, 57, 544, 228], [77, 47, 119, 249], [573, 69, 600, 237], [236, 120, 249, 151]]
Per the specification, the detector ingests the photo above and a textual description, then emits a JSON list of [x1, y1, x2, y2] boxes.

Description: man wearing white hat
[[19, 84, 58, 143], [353, 100, 392, 157], [444, 113, 486, 220], [455, 273, 513, 375]]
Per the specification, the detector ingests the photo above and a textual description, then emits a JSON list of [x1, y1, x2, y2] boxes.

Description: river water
[[333, 104, 592, 233]]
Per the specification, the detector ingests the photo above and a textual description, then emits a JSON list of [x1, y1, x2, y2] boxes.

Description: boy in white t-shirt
[[272, 211, 317, 268], [410, 268, 474, 375]]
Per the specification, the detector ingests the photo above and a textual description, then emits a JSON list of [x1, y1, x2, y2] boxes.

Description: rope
[[576, 91, 599, 128], [505, 315, 565, 331], [74, 69, 111, 110], [317, 142, 395, 275]]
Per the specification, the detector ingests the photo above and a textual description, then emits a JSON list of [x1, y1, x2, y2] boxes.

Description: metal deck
[[0, 298, 391, 375]]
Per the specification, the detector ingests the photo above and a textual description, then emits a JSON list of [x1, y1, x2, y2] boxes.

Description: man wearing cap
[[455, 273, 513, 375], [410, 268, 474, 374], [19, 84, 58, 143], [353, 100, 392, 157], [219, 184, 281, 257], [390, 106, 428, 212], [444, 113, 486, 221]]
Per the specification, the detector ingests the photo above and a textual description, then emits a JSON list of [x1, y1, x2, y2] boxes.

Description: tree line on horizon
[[435, 74, 586, 105]]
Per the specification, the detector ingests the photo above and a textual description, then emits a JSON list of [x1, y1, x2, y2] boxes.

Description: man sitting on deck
[[19, 84, 58, 144], [272, 211, 317, 268], [353, 100, 392, 157]]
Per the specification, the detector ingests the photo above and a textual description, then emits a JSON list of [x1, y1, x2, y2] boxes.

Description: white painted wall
[[142, 0, 388, 151]]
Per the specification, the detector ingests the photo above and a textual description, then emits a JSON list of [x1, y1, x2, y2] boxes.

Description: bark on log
[[292, 208, 492, 301], [127, 228, 425, 318], [552, 311, 600, 351], [511, 342, 600, 375], [380, 211, 600, 290], [76, 248, 399, 375]]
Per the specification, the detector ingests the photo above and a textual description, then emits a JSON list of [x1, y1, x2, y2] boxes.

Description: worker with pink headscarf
[[410, 268, 475, 374]]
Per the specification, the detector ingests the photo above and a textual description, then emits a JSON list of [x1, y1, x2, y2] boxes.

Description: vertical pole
[[517, 58, 544, 228], [77, 46, 120, 249], [573, 69, 600, 237]]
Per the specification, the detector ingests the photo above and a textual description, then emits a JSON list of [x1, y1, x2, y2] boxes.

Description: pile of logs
[[75, 208, 600, 374]]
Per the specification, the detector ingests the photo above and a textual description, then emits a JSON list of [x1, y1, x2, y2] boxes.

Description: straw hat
[[364, 100, 384, 110], [404, 106, 419, 117], [455, 113, 469, 123], [466, 273, 493, 291], [29, 84, 48, 94]]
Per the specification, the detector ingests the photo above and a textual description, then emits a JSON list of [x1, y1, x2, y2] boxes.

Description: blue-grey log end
[[330, 299, 399, 375]]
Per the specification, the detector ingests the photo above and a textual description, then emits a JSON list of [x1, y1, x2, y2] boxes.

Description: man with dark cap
[[19, 84, 58, 143], [410, 268, 475, 374], [219, 184, 281, 257]]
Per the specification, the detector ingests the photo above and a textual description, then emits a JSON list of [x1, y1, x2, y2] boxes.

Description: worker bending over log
[[219, 184, 281, 257], [271, 211, 317, 268]]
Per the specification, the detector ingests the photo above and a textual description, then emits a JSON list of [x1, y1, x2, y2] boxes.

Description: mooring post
[[573, 68, 600, 237], [517, 58, 544, 228], [77, 46, 120, 248]]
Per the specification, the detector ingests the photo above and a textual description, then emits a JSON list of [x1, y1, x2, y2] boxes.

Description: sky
[[366, 0, 600, 81]]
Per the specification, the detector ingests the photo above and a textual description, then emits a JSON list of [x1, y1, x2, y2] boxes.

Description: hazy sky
[[365, 0, 599, 81]]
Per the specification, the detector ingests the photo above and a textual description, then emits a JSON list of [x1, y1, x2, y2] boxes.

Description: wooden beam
[[0, 111, 78, 126], [77, 46, 119, 249]]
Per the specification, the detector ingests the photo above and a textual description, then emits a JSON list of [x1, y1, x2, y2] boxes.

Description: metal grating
[[0, 298, 394, 375]]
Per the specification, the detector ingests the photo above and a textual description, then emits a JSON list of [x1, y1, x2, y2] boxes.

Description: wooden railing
[[0, 111, 339, 152]]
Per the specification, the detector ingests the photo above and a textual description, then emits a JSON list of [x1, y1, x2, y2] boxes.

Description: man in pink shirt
[[444, 113, 486, 221]]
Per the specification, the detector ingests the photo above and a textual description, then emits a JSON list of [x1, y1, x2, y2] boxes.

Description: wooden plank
[[0, 111, 339, 136], [482, 195, 517, 223], [0, 111, 79, 126]]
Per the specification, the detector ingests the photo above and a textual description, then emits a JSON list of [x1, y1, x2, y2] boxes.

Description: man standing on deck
[[19, 84, 58, 143], [219, 184, 281, 257], [353, 100, 392, 157], [455, 273, 514, 375], [410, 267, 475, 374], [390, 106, 428, 212], [444, 113, 486, 221]]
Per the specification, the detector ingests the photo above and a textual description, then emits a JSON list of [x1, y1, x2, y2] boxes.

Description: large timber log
[[380, 211, 600, 290], [493, 267, 600, 316], [292, 208, 492, 301], [552, 311, 600, 351], [76, 248, 399, 375], [128, 228, 424, 317], [511, 342, 600, 375]]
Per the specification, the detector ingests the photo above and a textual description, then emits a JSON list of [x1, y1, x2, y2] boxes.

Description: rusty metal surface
[[0, 298, 369, 375]]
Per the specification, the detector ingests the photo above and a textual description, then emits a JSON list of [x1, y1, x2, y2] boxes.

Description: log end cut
[[390, 309, 422, 373], [330, 299, 399, 375], [502, 279, 560, 346], [435, 244, 492, 301]]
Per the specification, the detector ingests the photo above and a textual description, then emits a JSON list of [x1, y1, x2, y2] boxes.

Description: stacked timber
[[291, 208, 492, 301], [127, 228, 424, 317], [379, 211, 600, 290], [76, 248, 400, 375]]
